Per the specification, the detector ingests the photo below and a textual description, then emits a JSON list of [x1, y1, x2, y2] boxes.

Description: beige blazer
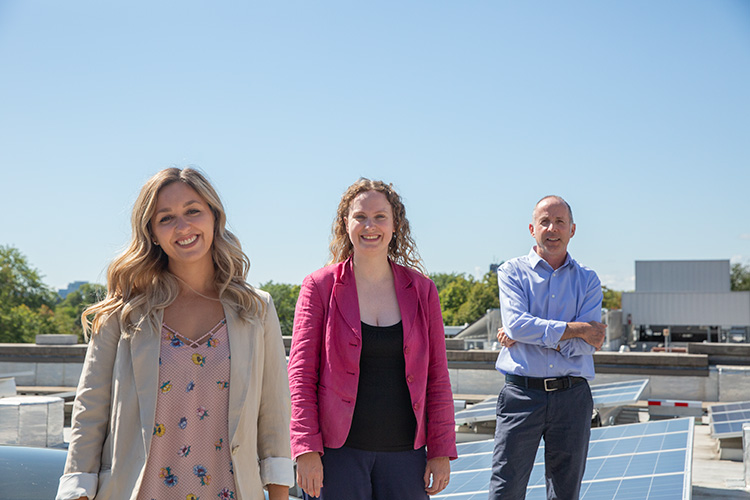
[[57, 291, 294, 500]]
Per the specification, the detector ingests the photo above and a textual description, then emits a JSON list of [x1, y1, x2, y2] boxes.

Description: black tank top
[[344, 321, 417, 451]]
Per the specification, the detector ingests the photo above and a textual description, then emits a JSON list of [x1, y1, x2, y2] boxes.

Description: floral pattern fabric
[[137, 319, 236, 500]]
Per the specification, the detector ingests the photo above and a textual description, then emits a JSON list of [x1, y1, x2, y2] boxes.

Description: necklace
[[173, 274, 222, 302], [163, 318, 226, 348]]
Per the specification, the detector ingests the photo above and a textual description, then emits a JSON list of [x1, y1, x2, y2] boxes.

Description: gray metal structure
[[622, 259, 750, 341], [634, 260, 730, 293], [622, 292, 750, 326]]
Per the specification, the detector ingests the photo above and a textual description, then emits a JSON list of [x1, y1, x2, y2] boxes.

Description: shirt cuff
[[544, 320, 567, 348], [260, 456, 295, 488], [56, 472, 98, 500]]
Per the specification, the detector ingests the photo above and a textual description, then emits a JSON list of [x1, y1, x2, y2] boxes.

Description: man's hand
[[582, 321, 606, 350], [562, 321, 606, 350], [296, 451, 324, 497], [424, 456, 451, 495], [497, 327, 516, 348]]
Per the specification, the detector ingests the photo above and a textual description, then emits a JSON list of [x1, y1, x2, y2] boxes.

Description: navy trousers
[[488, 380, 593, 500], [304, 446, 429, 500]]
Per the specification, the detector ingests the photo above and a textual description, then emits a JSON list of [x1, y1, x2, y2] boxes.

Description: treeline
[[0, 246, 105, 343], [5, 244, 750, 342], [259, 271, 503, 335], [260, 273, 630, 335]]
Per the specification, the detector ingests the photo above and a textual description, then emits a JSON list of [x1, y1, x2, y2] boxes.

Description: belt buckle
[[543, 378, 559, 392]]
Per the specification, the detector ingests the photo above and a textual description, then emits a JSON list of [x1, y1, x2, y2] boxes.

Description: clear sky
[[1, 1, 749, 292]]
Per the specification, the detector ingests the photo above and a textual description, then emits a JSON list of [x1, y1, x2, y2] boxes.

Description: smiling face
[[346, 190, 395, 260], [151, 182, 215, 273], [529, 197, 576, 268]]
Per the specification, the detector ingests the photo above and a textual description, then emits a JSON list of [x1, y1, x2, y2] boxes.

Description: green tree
[[730, 262, 750, 291], [0, 245, 57, 310], [436, 274, 473, 325], [259, 281, 301, 336], [0, 304, 57, 343], [454, 272, 500, 325], [54, 283, 107, 340], [430, 272, 463, 294], [602, 286, 622, 310], [432, 271, 500, 326], [0, 246, 60, 342]]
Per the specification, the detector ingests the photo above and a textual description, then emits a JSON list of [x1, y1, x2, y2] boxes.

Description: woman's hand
[[497, 327, 516, 348], [424, 456, 451, 495], [296, 451, 324, 498]]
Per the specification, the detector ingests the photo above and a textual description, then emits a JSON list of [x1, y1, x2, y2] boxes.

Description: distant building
[[58, 281, 88, 299], [621, 260, 750, 343]]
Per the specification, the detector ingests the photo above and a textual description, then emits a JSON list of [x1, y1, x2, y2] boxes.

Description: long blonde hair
[[328, 178, 426, 275], [83, 167, 264, 337]]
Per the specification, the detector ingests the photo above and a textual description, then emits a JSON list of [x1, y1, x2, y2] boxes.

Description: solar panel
[[708, 400, 750, 438], [454, 398, 497, 426], [433, 418, 694, 500], [454, 379, 649, 426], [590, 379, 649, 409]]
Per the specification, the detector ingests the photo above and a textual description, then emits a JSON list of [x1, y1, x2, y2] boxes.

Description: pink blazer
[[288, 258, 457, 461]]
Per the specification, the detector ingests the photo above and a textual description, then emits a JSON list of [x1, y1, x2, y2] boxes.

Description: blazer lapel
[[392, 263, 418, 343], [332, 259, 361, 338], [130, 310, 162, 454], [226, 303, 255, 444]]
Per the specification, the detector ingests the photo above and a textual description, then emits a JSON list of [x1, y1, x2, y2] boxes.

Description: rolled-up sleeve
[[56, 472, 98, 500], [56, 315, 120, 500], [257, 296, 295, 487], [557, 337, 595, 357]]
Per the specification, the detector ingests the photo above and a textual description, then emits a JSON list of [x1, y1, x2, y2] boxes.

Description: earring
[[153, 240, 159, 246]]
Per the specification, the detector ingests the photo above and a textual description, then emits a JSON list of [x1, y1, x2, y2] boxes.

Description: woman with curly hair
[[56, 168, 293, 500], [288, 178, 457, 499]]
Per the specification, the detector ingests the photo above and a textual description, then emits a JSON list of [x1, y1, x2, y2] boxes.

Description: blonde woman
[[56, 168, 293, 500], [288, 178, 457, 499]]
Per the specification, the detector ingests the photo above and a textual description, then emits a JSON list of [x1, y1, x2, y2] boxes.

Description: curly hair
[[328, 178, 426, 275], [83, 167, 264, 337]]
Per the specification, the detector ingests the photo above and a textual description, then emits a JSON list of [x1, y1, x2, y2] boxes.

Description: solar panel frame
[[708, 400, 750, 438], [434, 418, 694, 500], [590, 379, 649, 409]]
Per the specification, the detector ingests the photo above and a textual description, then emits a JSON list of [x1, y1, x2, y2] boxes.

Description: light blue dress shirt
[[494, 248, 603, 380]]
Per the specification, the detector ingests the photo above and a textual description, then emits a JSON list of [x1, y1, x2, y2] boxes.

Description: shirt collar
[[528, 247, 573, 271]]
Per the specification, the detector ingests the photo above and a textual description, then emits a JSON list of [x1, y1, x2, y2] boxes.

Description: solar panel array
[[455, 379, 649, 426], [433, 418, 694, 500], [709, 400, 750, 439]]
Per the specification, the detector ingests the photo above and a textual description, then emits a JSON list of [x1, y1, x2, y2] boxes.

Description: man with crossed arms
[[489, 195, 606, 500]]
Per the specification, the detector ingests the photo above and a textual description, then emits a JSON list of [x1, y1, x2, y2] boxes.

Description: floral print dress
[[137, 319, 237, 500]]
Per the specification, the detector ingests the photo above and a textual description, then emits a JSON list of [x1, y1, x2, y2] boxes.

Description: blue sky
[[1, 1, 749, 292]]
